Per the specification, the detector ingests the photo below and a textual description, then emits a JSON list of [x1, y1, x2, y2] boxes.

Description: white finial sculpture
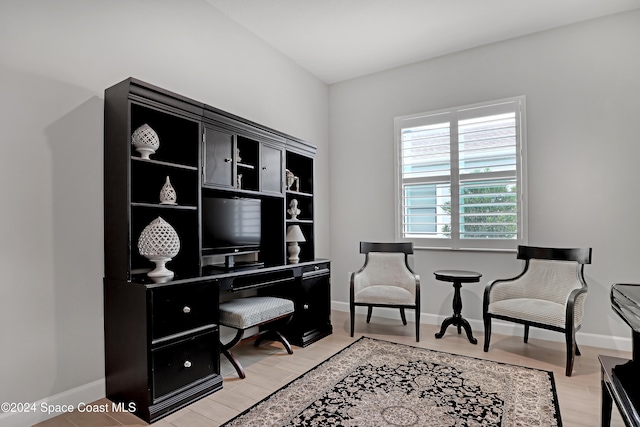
[[138, 217, 180, 278], [159, 176, 177, 205], [131, 124, 160, 160]]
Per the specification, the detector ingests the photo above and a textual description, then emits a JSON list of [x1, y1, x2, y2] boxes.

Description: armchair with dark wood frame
[[350, 242, 421, 341], [483, 245, 592, 376]]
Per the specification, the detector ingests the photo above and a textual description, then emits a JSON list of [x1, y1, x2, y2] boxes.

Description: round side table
[[434, 270, 482, 344]]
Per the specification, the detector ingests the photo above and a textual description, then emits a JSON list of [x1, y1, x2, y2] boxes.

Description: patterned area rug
[[222, 337, 562, 426]]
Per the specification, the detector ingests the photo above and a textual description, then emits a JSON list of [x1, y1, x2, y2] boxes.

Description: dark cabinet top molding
[[117, 77, 316, 155]]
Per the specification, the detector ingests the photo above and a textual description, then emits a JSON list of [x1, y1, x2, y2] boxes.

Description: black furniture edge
[[601, 283, 640, 426]]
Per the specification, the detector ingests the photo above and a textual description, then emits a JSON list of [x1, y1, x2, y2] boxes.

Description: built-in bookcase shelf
[[285, 149, 315, 262]]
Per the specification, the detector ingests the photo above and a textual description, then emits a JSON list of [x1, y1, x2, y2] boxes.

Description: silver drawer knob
[[184, 361, 192, 368], [224, 158, 232, 162], [314, 265, 319, 270], [183, 306, 191, 314], [303, 304, 309, 310]]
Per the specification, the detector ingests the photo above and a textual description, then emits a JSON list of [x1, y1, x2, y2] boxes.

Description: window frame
[[394, 96, 528, 251]]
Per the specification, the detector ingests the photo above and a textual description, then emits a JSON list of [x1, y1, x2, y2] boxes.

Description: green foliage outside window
[[441, 182, 517, 239]]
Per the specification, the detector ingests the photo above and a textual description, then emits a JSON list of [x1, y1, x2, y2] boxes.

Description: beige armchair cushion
[[352, 252, 418, 305], [355, 285, 415, 305], [487, 259, 586, 327]]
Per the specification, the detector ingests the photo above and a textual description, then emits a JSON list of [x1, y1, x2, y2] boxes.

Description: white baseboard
[[332, 301, 632, 352], [0, 379, 105, 427]]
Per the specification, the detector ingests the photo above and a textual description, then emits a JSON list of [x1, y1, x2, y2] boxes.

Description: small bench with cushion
[[218, 296, 295, 379]]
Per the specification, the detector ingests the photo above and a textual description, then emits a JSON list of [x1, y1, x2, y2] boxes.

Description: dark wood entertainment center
[[103, 78, 332, 423]]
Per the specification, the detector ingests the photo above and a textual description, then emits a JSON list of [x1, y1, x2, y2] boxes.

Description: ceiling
[[206, 0, 640, 84]]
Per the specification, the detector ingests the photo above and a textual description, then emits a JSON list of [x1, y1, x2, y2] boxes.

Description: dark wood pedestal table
[[434, 270, 482, 345]]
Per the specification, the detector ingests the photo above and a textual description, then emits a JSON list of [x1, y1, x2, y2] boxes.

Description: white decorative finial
[[159, 176, 177, 205]]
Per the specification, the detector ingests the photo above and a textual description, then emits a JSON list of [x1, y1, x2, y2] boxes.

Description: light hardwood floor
[[35, 310, 630, 427]]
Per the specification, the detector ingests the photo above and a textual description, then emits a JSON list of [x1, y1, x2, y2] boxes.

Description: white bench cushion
[[219, 296, 294, 329]]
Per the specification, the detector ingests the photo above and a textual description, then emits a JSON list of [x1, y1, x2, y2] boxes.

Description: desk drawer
[[151, 330, 218, 401], [302, 262, 330, 276], [225, 270, 295, 292], [150, 282, 218, 340]]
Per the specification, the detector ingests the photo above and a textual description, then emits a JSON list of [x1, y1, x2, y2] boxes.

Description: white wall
[[0, 0, 329, 422], [329, 10, 640, 346], [2, 0, 639, 423]]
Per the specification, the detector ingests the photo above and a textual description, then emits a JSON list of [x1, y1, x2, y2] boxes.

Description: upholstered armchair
[[483, 245, 592, 376], [350, 242, 421, 341]]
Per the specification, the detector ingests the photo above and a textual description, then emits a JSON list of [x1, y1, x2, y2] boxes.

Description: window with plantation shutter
[[395, 97, 527, 250]]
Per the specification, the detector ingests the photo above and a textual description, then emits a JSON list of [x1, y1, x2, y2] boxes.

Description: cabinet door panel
[[203, 126, 234, 188], [280, 264, 332, 347], [300, 272, 331, 330], [261, 143, 283, 194], [151, 331, 218, 401]]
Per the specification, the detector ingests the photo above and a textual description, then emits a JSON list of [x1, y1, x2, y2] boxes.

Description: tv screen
[[202, 197, 261, 252]]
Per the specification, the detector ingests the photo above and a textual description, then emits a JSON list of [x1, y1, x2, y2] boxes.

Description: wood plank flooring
[[35, 310, 630, 427]]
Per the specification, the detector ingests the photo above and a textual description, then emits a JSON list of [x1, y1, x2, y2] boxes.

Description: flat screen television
[[202, 197, 261, 254]]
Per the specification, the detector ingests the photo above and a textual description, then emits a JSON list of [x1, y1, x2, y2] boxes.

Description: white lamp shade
[[286, 225, 306, 242]]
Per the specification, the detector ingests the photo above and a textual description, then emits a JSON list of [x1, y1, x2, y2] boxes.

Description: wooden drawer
[[150, 282, 218, 340], [222, 269, 295, 292], [301, 262, 330, 276], [151, 330, 219, 401]]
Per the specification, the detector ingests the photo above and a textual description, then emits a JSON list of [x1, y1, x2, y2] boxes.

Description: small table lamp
[[286, 225, 306, 263]]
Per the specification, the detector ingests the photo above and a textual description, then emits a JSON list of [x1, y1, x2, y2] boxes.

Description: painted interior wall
[[0, 0, 329, 419], [1, 0, 639, 424], [329, 10, 640, 348]]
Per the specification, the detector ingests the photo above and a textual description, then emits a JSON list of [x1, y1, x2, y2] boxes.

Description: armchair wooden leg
[[483, 315, 491, 352], [366, 306, 373, 323], [524, 324, 530, 343], [415, 308, 420, 342], [350, 303, 355, 337], [566, 329, 578, 376], [400, 308, 407, 325], [565, 351, 575, 377]]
